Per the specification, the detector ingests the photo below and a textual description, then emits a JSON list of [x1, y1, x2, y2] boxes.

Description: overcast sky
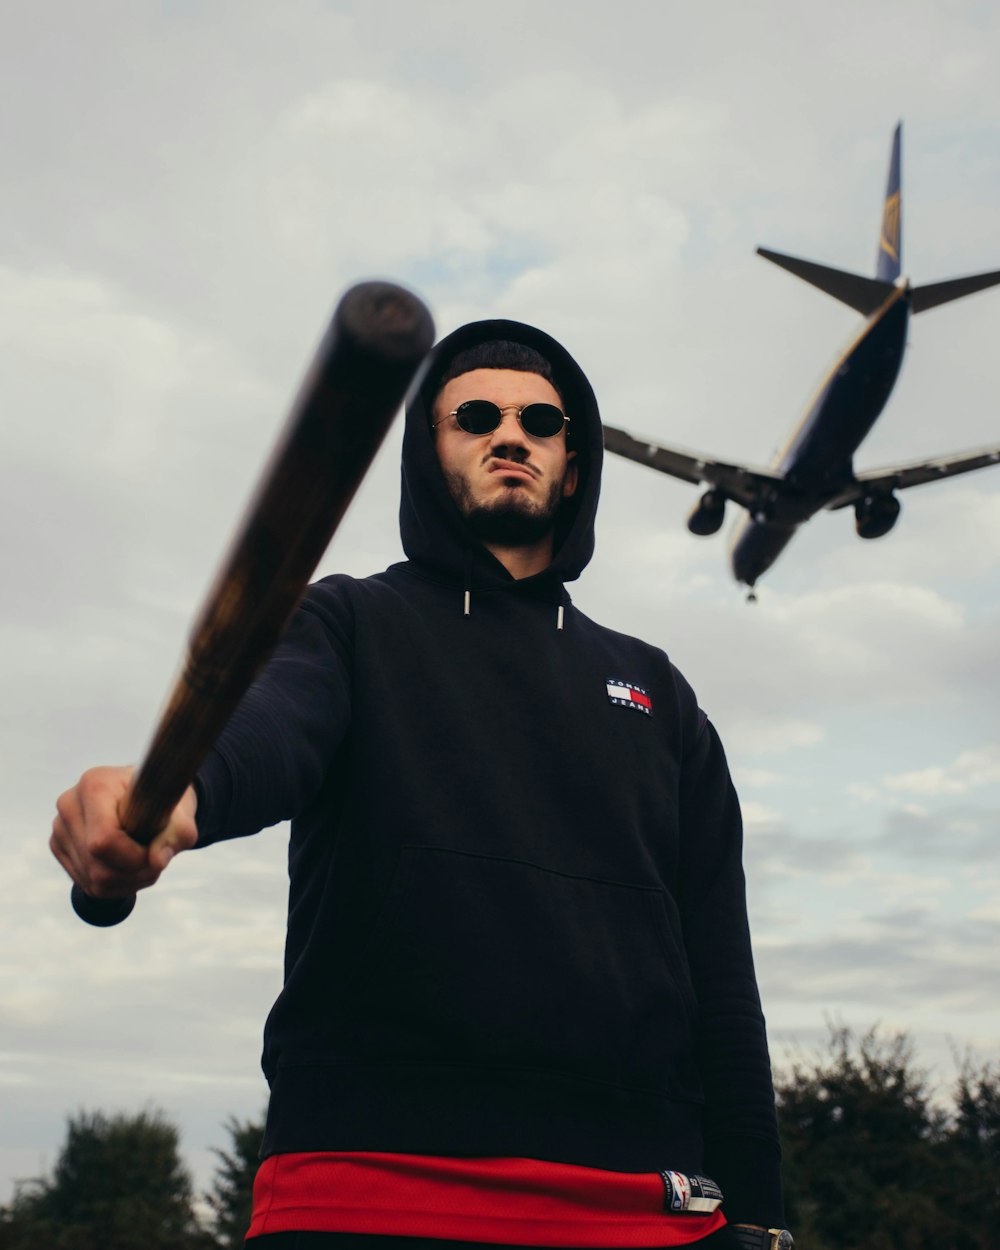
[[2, 0, 999, 1208]]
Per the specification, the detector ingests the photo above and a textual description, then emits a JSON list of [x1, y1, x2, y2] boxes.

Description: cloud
[[758, 907, 1000, 1013], [743, 825, 871, 886], [734, 767, 784, 789], [885, 745, 1000, 796], [879, 801, 1000, 864], [740, 800, 785, 827]]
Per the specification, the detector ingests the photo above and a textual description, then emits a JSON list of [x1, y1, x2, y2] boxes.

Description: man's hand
[[50, 766, 198, 898]]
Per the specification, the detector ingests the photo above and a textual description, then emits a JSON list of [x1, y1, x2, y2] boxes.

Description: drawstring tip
[[463, 590, 471, 617], [556, 604, 565, 631]]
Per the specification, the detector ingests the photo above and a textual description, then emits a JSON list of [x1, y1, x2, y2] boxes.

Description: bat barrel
[[71, 280, 434, 927]]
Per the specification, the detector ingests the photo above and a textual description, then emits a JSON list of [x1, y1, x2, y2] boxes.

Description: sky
[[2, 0, 999, 1210]]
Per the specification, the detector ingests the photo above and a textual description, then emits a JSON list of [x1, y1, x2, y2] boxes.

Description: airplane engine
[[854, 492, 901, 539], [687, 490, 727, 536]]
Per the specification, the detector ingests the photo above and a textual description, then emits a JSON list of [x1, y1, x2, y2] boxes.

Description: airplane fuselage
[[730, 286, 910, 587]]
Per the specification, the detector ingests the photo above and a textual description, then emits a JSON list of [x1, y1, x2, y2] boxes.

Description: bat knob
[[336, 280, 436, 364], [71, 884, 137, 927]]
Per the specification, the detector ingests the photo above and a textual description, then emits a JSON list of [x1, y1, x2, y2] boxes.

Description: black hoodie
[[194, 319, 783, 1226]]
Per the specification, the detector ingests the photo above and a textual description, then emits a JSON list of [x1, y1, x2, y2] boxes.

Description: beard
[[444, 468, 568, 547]]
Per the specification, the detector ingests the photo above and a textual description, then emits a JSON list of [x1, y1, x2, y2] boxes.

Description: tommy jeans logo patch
[[606, 679, 652, 715]]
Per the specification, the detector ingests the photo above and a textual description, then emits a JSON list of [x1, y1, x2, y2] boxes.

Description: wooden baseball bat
[[71, 280, 434, 926]]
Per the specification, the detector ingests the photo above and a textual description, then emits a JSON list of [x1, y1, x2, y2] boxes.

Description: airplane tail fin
[[756, 123, 903, 315], [758, 119, 1000, 317], [876, 122, 902, 282]]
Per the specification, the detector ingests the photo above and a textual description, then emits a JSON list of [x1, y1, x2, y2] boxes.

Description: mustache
[[481, 452, 541, 479]]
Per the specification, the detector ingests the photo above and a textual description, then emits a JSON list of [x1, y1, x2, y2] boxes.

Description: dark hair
[[435, 340, 563, 402]]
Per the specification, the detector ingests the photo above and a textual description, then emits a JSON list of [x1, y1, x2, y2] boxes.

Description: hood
[[399, 319, 603, 595]]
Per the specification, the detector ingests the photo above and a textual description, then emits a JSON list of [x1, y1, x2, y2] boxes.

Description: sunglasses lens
[[454, 400, 502, 434], [452, 400, 567, 437], [519, 404, 566, 437]]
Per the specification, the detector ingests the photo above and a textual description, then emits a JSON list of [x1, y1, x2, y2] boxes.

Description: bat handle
[[71, 885, 137, 927]]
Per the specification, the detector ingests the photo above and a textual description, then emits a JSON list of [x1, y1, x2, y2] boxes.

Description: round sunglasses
[[433, 400, 570, 438]]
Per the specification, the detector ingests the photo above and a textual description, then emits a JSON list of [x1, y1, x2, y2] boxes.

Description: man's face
[[432, 368, 578, 547]]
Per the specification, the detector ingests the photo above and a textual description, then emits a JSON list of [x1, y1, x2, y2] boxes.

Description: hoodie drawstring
[[461, 544, 567, 630], [462, 547, 473, 618]]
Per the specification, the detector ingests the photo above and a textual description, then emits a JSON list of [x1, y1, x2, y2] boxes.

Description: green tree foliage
[[776, 1026, 1000, 1250], [204, 1115, 265, 1248], [0, 1109, 214, 1250], [949, 1058, 1000, 1236]]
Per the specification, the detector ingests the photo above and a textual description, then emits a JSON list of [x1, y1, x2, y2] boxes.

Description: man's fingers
[[50, 813, 160, 896], [50, 808, 160, 896], [49, 815, 80, 881], [50, 766, 196, 898]]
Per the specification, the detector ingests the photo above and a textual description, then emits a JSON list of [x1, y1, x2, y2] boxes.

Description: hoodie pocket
[[345, 845, 702, 1100]]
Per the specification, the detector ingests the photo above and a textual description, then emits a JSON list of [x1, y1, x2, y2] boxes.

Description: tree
[[946, 1058, 1000, 1242], [204, 1114, 265, 1248], [0, 1109, 213, 1250], [775, 1025, 995, 1250]]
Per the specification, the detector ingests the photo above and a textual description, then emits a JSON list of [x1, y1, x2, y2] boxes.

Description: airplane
[[603, 123, 1000, 600]]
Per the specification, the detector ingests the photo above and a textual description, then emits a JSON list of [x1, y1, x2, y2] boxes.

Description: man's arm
[[190, 586, 354, 845], [51, 576, 356, 904]]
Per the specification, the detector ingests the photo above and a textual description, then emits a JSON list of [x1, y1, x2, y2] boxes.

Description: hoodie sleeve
[[676, 697, 784, 1227], [193, 582, 355, 845]]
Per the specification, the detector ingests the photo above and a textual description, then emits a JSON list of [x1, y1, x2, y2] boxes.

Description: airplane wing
[[602, 424, 786, 512], [826, 444, 1000, 510]]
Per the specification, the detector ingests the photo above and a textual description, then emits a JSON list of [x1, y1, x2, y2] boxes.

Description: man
[[52, 320, 790, 1250]]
